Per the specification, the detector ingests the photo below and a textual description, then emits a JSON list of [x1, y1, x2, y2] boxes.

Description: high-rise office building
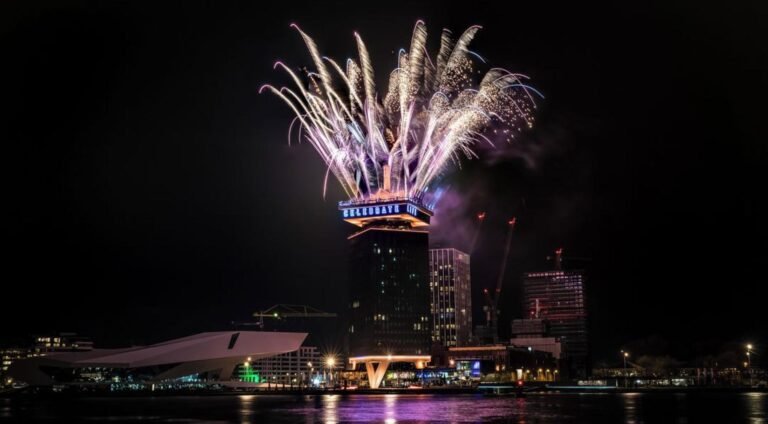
[[429, 248, 472, 347], [522, 251, 588, 378], [343, 197, 433, 356]]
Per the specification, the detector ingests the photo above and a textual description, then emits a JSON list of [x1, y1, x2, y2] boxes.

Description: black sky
[[2, 0, 766, 363]]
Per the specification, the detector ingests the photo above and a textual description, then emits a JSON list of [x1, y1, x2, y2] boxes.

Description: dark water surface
[[1, 392, 766, 423]]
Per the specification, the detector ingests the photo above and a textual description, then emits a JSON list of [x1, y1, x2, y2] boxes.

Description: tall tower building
[[342, 197, 433, 356], [429, 248, 472, 347], [522, 249, 589, 378]]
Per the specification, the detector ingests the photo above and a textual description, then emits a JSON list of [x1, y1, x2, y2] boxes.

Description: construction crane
[[253, 304, 337, 328], [545, 247, 592, 270], [551, 247, 564, 270], [469, 211, 487, 254], [482, 217, 517, 342], [232, 304, 337, 330]]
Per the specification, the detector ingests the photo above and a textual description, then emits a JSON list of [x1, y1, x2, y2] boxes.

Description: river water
[[1, 392, 766, 423]]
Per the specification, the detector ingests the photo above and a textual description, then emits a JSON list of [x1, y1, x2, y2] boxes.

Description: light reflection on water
[[3, 391, 766, 423], [1, 398, 10, 419], [746, 392, 766, 423], [273, 392, 767, 424], [239, 394, 255, 424], [277, 393, 564, 423], [324, 394, 339, 424], [623, 392, 640, 424]]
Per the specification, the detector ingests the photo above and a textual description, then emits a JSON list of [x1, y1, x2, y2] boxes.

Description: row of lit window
[[430, 286, 456, 291], [434, 324, 457, 329], [526, 272, 580, 277], [373, 247, 409, 255], [432, 333, 457, 341]]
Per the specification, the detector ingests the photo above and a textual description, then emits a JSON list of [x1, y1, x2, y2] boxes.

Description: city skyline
[[2, 0, 766, 366]]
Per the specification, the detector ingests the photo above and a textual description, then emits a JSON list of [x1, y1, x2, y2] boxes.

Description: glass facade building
[[347, 225, 432, 356], [522, 270, 589, 378], [429, 248, 472, 347]]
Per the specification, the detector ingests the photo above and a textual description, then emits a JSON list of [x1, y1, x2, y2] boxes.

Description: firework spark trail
[[260, 21, 541, 202]]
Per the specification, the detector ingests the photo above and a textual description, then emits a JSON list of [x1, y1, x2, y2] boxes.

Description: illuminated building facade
[[429, 248, 472, 347], [1, 348, 28, 377], [32, 333, 93, 353], [522, 269, 589, 378], [2, 333, 91, 381], [447, 345, 558, 382], [245, 345, 321, 386], [342, 197, 432, 357]]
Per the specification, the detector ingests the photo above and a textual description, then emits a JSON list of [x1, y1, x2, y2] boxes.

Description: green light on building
[[239, 364, 260, 383]]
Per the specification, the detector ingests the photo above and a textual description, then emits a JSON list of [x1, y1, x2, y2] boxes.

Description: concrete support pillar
[[364, 360, 391, 389], [350, 355, 430, 389]]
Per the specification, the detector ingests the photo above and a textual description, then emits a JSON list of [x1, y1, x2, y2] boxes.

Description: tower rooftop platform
[[338, 196, 433, 228]]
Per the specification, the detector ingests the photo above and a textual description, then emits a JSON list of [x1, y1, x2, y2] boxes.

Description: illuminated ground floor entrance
[[349, 355, 431, 389]]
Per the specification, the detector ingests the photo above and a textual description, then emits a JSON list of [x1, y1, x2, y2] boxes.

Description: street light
[[305, 362, 314, 387], [325, 356, 336, 387], [746, 344, 753, 387], [621, 350, 629, 388]]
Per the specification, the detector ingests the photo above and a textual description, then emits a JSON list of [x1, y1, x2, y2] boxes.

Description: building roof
[[7, 331, 308, 386], [40, 331, 307, 368]]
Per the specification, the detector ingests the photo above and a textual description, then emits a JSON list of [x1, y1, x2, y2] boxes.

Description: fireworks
[[260, 21, 541, 203]]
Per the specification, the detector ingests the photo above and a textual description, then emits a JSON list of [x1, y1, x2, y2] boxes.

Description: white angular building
[[6, 331, 307, 387]]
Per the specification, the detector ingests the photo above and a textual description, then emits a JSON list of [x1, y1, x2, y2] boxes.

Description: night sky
[[2, 0, 766, 364]]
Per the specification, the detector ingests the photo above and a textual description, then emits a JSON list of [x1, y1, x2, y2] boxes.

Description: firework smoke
[[261, 21, 541, 203]]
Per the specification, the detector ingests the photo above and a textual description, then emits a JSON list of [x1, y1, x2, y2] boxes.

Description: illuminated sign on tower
[[339, 199, 432, 228]]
